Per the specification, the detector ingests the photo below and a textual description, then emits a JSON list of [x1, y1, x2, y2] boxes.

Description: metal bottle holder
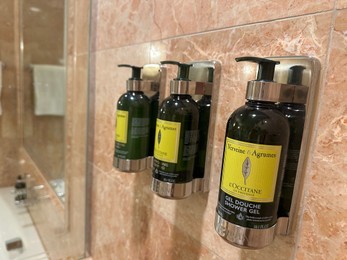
[[268, 56, 321, 236], [113, 64, 167, 172], [150, 60, 222, 198]]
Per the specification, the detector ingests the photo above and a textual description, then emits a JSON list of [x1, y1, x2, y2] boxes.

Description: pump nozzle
[[288, 65, 306, 85], [235, 56, 280, 82], [118, 64, 143, 80], [160, 61, 192, 81]]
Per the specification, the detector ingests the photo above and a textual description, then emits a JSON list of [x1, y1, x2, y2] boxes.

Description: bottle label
[[115, 110, 128, 143], [216, 138, 282, 229], [221, 138, 281, 203], [153, 128, 198, 183], [114, 115, 150, 160], [154, 119, 181, 163]]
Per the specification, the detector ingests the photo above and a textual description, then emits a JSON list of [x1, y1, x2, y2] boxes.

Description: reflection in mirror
[[1, 0, 89, 258], [22, 0, 66, 202]]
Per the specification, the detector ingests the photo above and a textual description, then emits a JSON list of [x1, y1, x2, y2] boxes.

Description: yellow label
[[154, 119, 181, 163], [115, 110, 128, 143], [221, 138, 282, 203]]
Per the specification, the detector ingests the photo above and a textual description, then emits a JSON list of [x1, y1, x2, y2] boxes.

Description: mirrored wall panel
[[22, 0, 66, 201]]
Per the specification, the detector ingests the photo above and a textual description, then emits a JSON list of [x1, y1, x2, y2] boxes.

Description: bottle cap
[[207, 67, 214, 83], [236, 56, 296, 103], [161, 61, 192, 94], [288, 65, 308, 104], [118, 64, 143, 91]]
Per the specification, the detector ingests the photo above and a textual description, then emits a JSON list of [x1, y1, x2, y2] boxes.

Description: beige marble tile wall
[[296, 7, 347, 259], [0, 0, 20, 187], [89, 1, 347, 259]]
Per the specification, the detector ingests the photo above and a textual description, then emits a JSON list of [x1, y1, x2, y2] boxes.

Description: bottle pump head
[[160, 60, 192, 94], [236, 56, 297, 103], [118, 64, 143, 91], [207, 67, 214, 83], [288, 65, 305, 85], [235, 56, 279, 82], [288, 65, 308, 104]]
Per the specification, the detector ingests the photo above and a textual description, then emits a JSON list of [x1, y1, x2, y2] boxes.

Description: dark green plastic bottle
[[215, 57, 290, 249], [194, 68, 214, 182], [148, 91, 159, 157], [194, 94, 211, 179], [278, 65, 307, 217], [151, 61, 199, 199], [114, 64, 150, 172]]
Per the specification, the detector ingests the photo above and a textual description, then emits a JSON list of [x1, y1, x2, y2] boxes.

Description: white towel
[[33, 65, 66, 116], [0, 61, 3, 115]]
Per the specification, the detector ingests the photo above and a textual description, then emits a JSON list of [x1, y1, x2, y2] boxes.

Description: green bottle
[[193, 67, 214, 191], [151, 61, 199, 199], [278, 66, 307, 217], [148, 91, 159, 157], [194, 94, 211, 179], [215, 57, 290, 249], [114, 64, 150, 172]]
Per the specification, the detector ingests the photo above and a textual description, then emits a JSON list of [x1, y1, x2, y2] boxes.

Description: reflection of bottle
[[151, 61, 199, 199], [15, 175, 27, 202], [278, 66, 307, 217], [114, 64, 150, 172], [148, 91, 159, 157], [193, 68, 213, 181], [215, 57, 290, 249]]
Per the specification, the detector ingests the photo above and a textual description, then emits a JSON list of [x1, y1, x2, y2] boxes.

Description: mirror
[[22, 1, 67, 202], [1, 0, 89, 258]]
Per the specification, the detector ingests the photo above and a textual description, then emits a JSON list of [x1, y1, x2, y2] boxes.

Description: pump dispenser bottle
[[215, 57, 290, 249], [194, 68, 214, 183], [278, 65, 307, 217], [114, 64, 151, 172], [151, 61, 199, 199], [148, 91, 159, 157]]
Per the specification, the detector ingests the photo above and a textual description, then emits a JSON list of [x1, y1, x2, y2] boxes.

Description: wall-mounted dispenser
[[215, 56, 291, 249], [113, 64, 166, 172], [152, 61, 199, 199], [214, 56, 321, 249], [151, 60, 221, 199]]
